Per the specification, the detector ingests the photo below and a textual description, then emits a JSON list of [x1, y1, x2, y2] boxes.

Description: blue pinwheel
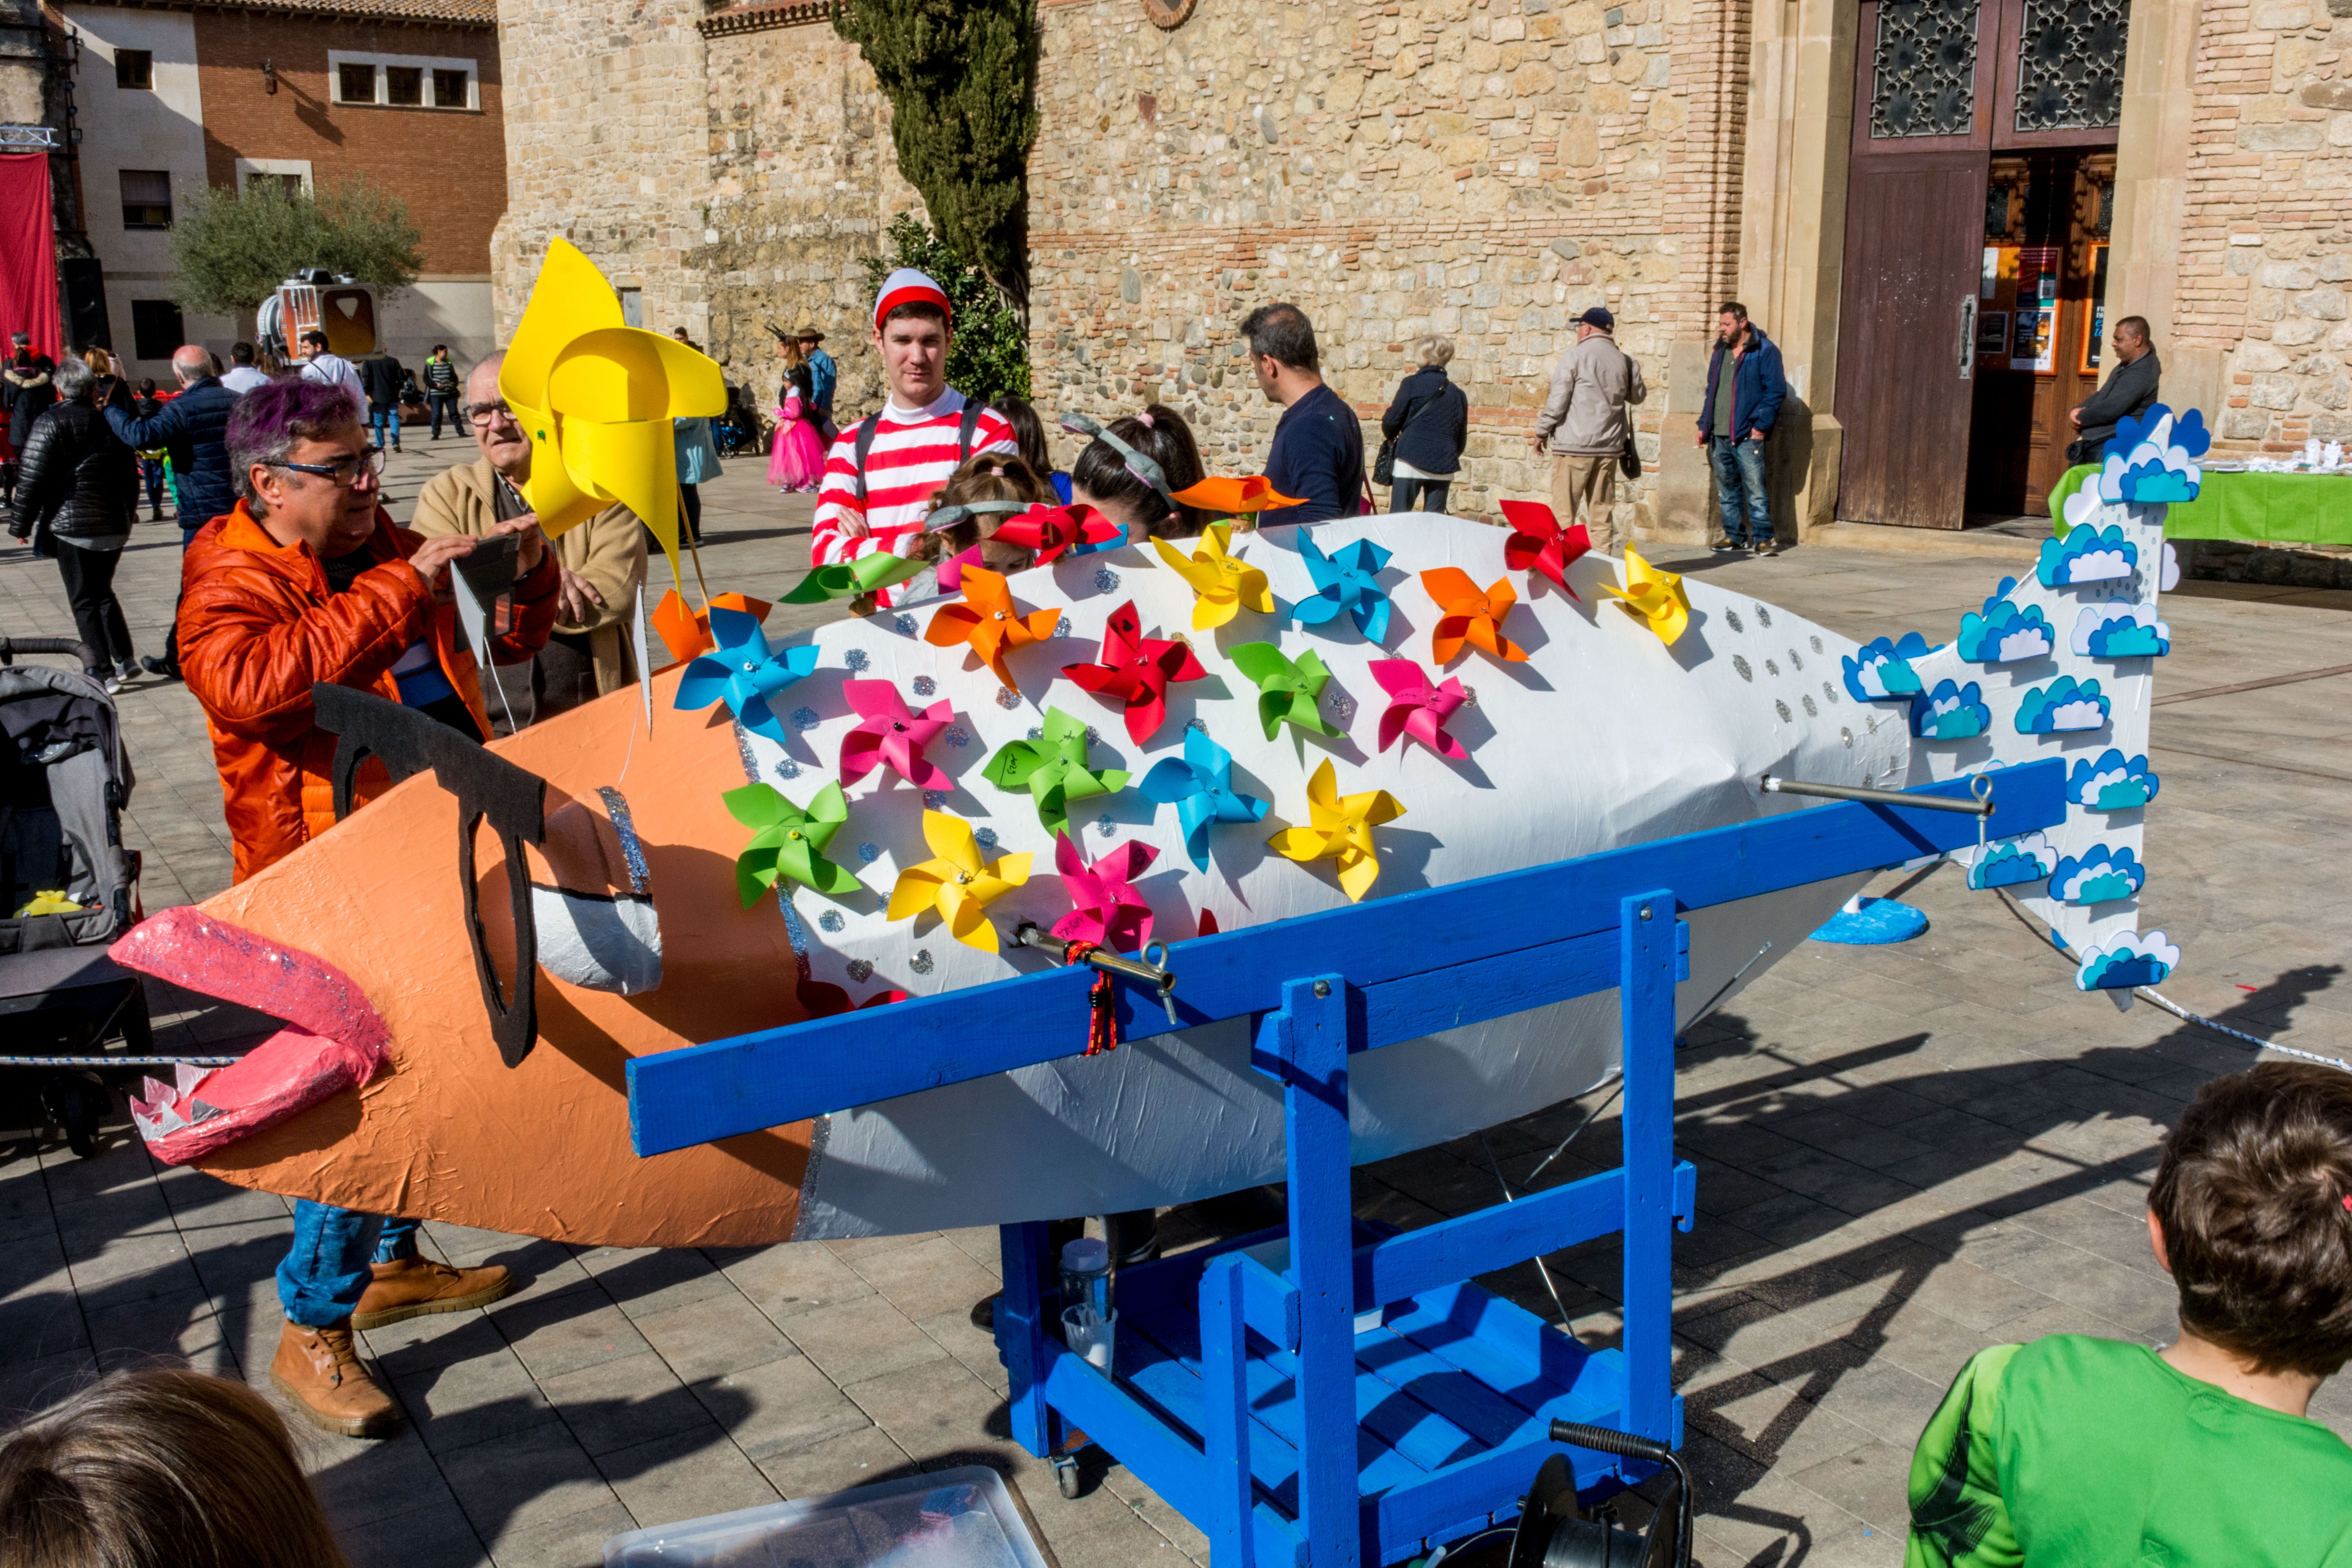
[[1290, 532, 1394, 643], [673, 604, 821, 743], [1141, 726, 1269, 871]]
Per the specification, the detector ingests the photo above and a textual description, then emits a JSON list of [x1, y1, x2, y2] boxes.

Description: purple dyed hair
[[226, 377, 364, 513]]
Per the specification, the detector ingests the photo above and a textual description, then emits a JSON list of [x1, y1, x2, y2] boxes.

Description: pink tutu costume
[[768, 390, 828, 492]]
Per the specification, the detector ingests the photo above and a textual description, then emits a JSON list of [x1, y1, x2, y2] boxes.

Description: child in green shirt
[[1906, 1062, 2352, 1567]]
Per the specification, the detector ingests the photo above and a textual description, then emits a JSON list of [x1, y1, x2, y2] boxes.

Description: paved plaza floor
[[4, 446, 2349, 1567]]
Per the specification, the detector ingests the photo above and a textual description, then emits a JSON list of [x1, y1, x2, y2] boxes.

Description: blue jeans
[[277, 1200, 419, 1327], [1708, 434, 1772, 546], [427, 392, 459, 439], [370, 405, 403, 448], [1390, 476, 1452, 514]]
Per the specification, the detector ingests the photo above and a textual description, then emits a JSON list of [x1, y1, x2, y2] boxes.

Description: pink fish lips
[[109, 907, 391, 1165]]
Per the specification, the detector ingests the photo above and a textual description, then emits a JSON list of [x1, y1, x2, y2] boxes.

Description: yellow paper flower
[[1267, 759, 1406, 903], [885, 811, 1035, 953], [1151, 524, 1274, 630], [499, 237, 729, 587], [1601, 546, 1692, 647]]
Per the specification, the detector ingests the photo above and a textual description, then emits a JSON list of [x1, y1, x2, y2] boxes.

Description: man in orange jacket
[[179, 377, 558, 1437]]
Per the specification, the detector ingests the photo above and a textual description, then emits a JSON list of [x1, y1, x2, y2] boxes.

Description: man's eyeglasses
[[273, 447, 387, 488], [466, 399, 517, 428]]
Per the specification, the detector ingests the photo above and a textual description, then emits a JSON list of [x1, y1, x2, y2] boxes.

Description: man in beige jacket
[[411, 354, 647, 724], [1530, 307, 1647, 554]]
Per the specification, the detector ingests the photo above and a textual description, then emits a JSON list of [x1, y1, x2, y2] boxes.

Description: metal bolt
[[1639, 906, 1653, 921], [1312, 980, 1330, 998]]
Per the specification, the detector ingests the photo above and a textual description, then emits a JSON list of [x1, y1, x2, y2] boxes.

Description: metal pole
[[1759, 774, 1992, 816]]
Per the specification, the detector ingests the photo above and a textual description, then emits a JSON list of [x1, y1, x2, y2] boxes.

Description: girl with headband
[[1065, 405, 1208, 541]]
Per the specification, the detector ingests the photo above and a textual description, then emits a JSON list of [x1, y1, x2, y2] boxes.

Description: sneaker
[[1709, 540, 1740, 554], [140, 655, 178, 679], [117, 659, 140, 682], [102, 674, 124, 695], [1755, 541, 1780, 558]]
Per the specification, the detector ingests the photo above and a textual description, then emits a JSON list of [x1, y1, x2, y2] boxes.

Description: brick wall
[[191, 11, 505, 275]]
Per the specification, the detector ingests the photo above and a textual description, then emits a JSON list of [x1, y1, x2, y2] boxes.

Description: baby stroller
[[0, 637, 185, 1156]]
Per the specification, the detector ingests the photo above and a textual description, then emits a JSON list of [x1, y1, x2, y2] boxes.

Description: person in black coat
[[1380, 336, 1471, 514], [105, 344, 247, 678], [358, 353, 406, 452], [7, 357, 142, 689], [2, 331, 58, 510]]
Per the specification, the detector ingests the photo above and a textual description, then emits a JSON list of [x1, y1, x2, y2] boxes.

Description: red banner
[[0, 153, 61, 362]]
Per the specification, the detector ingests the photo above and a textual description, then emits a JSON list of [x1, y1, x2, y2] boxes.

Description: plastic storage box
[[601, 1466, 1050, 1568]]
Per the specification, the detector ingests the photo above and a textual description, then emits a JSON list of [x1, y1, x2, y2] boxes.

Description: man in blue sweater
[[105, 343, 244, 677], [1243, 302, 1362, 523], [1693, 302, 1787, 556]]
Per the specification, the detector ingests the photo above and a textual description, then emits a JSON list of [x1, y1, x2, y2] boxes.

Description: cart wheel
[[1053, 1454, 1083, 1500]]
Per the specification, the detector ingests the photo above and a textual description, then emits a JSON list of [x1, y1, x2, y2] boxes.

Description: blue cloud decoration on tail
[[1841, 632, 1938, 701], [1956, 581, 2054, 664], [2065, 750, 2160, 811]]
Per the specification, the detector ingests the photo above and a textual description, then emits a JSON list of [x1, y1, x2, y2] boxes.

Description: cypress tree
[[836, 0, 1040, 311]]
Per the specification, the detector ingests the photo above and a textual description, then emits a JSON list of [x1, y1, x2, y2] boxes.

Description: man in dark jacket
[[3, 330, 58, 509], [1382, 335, 1470, 514], [1694, 303, 1788, 555], [106, 343, 246, 678], [1245, 302, 1364, 523], [358, 352, 406, 453], [2068, 317, 2161, 464], [7, 357, 142, 688]]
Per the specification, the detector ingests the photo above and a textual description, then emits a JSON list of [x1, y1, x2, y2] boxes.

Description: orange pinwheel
[[1420, 568, 1528, 666], [651, 590, 772, 666], [923, 566, 1062, 693], [1170, 475, 1306, 517]]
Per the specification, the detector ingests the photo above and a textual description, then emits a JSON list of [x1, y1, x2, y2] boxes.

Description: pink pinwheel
[[936, 543, 985, 595], [1062, 600, 1207, 744], [993, 503, 1125, 564], [1052, 833, 1158, 953], [838, 679, 953, 789], [1370, 658, 1470, 761], [1497, 499, 1592, 599]]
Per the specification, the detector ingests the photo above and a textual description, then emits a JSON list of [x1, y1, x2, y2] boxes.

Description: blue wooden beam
[[629, 764, 2063, 1156]]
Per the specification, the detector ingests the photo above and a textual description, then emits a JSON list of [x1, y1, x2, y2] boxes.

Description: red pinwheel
[[797, 978, 909, 1018], [1369, 658, 1470, 761], [993, 502, 1125, 564], [1052, 833, 1157, 953], [1061, 600, 1207, 744], [1497, 499, 1592, 599], [838, 679, 953, 789]]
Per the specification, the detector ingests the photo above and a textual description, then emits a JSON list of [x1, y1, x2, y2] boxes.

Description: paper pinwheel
[[1497, 499, 1592, 599], [923, 566, 1063, 692], [1151, 524, 1275, 630], [982, 708, 1132, 833], [1052, 834, 1158, 952], [1267, 759, 1406, 903], [993, 503, 1126, 564], [1141, 726, 1269, 871], [1369, 659, 1469, 761], [1290, 533, 1395, 642], [781, 550, 929, 604], [1170, 476, 1307, 517], [724, 780, 861, 906], [838, 679, 953, 789], [1061, 601, 1207, 744], [652, 590, 769, 665], [1421, 569, 1529, 666], [1600, 547, 1691, 647], [499, 237, 727, 586], [674, 605, 821, 742], [1229, 642, 1338, 740], [886, 811, 1034, 953]]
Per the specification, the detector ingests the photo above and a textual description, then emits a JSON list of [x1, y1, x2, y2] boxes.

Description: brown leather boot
[[350, 1256, 516, 1330], [270, 1319, 400, 1438]]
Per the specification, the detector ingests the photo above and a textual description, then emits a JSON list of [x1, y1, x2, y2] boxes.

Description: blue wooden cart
[[629, 761, 2065, 1567]]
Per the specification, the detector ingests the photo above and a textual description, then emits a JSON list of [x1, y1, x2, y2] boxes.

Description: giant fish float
[[106, 251, 2194, 1249]]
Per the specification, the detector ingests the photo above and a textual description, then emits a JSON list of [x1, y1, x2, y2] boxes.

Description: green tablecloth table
[[2052, 463, 2352, 544]]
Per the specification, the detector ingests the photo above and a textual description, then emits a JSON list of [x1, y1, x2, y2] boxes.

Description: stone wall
[[2174, 0, 2352, 450]]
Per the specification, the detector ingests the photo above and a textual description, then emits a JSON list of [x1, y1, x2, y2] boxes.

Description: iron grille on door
[[2013, 0, 2127, 130], [1871, 0, 1980, 138]]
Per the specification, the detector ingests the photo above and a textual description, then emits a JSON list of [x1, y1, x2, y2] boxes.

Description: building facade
[[490, 0, 2352, 539], [58, 0, 506, 381]]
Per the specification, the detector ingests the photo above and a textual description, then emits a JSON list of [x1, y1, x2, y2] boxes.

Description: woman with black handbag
[[5, 357, 143, 690], [1379, 336, 1469, 514]]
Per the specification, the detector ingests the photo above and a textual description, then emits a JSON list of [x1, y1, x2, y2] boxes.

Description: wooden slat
[[629, 765, 2062, 1154], [1352, 1165, 1649, 1312]]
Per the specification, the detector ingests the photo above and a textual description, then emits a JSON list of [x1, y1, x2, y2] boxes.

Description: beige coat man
[[1532, 311, 1648, 554]]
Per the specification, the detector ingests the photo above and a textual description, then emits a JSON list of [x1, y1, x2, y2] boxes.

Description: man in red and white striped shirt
[[809, 269, 1017, 605]]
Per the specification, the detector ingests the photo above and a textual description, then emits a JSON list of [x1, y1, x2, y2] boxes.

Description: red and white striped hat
[[873, 268, 952, 334]]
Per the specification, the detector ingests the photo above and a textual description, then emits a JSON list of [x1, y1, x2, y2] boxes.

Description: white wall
[[62, 6, 208, 380], [379, 278, 495, 370]]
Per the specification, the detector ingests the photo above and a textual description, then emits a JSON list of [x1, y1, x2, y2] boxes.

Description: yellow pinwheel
[[1601, 546, 1692, 647], [1267, 759, 1406, 903], [886, 811, 1035, 953], [1151, 524, 1274, 630], [499, 237, 728, 587]]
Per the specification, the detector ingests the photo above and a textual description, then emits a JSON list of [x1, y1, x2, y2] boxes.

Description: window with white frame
[[327, 51, 479, 111]]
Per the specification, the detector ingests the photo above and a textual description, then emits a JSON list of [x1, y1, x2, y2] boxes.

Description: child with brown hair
[[0, 1365, 356, 1568], [1905, 1061, 2352, 1567], [855, 450, 1054, 614], [1068, 404, 1209, 540]]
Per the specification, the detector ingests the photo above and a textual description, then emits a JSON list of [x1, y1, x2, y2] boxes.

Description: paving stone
[[691, 1347, 874, 1462], [597, 1424, 784, 1532], [535, 1349, 709, 1459], [782, 1295, 947, 1388], [339, 1497, 492, 1568], [846, 1233, 1004, 1324], [750, 1421, 913, 1499], [630, 1287, 803, 1385], [437, 1418, 629, 1544]]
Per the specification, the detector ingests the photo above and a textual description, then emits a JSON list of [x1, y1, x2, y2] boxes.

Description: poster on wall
[[2082, 242, 2111, 375], [1977, 310, 2010, 362]]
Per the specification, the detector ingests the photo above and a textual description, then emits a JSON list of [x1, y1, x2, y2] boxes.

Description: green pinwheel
[[779, 550, 930, 604], [724, 780, 862, 905], [982, 708, 1132, 833], [1229, 642, 1337, 740]]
